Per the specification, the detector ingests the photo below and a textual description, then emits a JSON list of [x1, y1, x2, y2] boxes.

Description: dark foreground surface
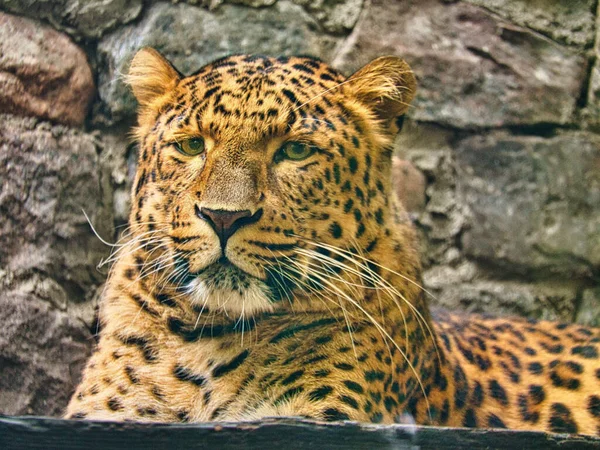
[[1, 416, 599, 450]]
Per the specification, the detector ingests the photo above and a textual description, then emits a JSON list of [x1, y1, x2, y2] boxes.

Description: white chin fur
[[185, 277, 274, 317]]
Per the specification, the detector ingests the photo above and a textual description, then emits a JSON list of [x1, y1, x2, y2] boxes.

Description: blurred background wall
[[0, 0, 599, 417]]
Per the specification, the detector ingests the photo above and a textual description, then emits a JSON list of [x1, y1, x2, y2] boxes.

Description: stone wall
[[0, 0, 598, 417]]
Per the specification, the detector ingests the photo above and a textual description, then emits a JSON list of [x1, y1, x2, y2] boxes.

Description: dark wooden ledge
[[1, 416, 599, 450]]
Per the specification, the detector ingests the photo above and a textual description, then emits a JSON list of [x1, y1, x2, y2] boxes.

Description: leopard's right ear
[[127, 48, 182, 107], [345, 56, 416, 134]]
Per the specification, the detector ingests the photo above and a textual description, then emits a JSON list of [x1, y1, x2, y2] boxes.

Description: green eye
[[176, 137, 205, 156], [277, 142, 316, 162]]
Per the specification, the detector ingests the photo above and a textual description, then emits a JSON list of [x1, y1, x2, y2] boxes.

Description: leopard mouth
[[216, 255, 236, 271], [170, 249, 297, 314], [218, 252, 301, 303], [215, 254, 266, 282], [201, 258, 254, 290], [181, 256, 275, 316], [173, 251, 260, 282]]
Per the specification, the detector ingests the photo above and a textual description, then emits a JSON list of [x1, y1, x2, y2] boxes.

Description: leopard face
[[127, 49, 416, 318]]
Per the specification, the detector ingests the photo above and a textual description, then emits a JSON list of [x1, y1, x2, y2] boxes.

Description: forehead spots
[[171, 55, 346, 141]]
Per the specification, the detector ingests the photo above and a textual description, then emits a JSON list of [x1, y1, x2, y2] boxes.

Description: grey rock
[[584, 2, 600, 129], [0, 114, 113, 300], [178, 0, 222, 8], [0, 0, 143, 40], [430, 280, 579, 321], [391, 157, 426, 214], [332, 0, 587, 128], [97, 1, 342, 123], [576, 287, 600, 327], [0, 12, 95, 126], [96, 128, 137, 226], [293, 0, 364, 34], [456, 131, 600, 278], [229, 0, 278, 7], [397, 122, 600, 323], [586, 60, 600, 129], [423, 262, 479, 290], [177, 0, 277, 8], [0, 114, 115, 416], [465, 0, 596, 48], [0, 290, 92, 416], [395, 122, 468, 267]]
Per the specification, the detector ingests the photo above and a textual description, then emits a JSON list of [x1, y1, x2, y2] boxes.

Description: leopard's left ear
[[346, 57, 416, 131]]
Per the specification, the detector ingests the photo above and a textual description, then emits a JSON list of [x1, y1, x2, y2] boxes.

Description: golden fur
[[66, 49, 600, 435]]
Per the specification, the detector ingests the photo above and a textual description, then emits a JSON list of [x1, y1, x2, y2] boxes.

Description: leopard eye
[[276, 142, 316, 162], [176, 137, 205, 156]]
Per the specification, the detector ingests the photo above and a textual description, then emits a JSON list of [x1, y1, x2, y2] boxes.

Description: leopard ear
[[346, 56, 416, 129], [127, 47, 181, 107]]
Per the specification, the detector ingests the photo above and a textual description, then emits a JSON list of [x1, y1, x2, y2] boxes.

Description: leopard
[[65, 47, 600, 435]]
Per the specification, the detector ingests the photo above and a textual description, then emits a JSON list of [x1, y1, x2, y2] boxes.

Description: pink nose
[[195, 206, 263, 248]]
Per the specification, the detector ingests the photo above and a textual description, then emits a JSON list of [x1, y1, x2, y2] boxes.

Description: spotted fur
[[66, 48, 600, 435]]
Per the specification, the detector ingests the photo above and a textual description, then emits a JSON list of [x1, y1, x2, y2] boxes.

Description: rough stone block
[[0, 114, 113, 416], [428, 279, 579, 322], [576, 287, 600, 327], [0, 0, 143, 40], [465, 0, 596, 48], [96, 130, 137, 227], [395, 123, 468, 266], [0, 12, 94, 126], [584, 2, 600, 129], [333, 0, 587, 128], [97, 1, 342, 123], [0, 114, 112, 303], [0, 291, 92, 416], [293, 0, 364, 34], [391, 157, 426, 214], [456, 131, 600, 278]]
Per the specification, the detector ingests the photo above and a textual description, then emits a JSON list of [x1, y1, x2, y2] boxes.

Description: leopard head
[[126, 48, 417, 318]]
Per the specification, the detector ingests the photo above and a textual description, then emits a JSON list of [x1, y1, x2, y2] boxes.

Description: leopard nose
[[195, 206, 263, 248]]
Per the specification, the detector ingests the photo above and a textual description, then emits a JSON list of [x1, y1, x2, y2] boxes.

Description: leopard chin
[[185, 259, 274, 317]]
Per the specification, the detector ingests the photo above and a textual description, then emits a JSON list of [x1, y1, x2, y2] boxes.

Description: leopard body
[[66, 49, 600, 435]]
